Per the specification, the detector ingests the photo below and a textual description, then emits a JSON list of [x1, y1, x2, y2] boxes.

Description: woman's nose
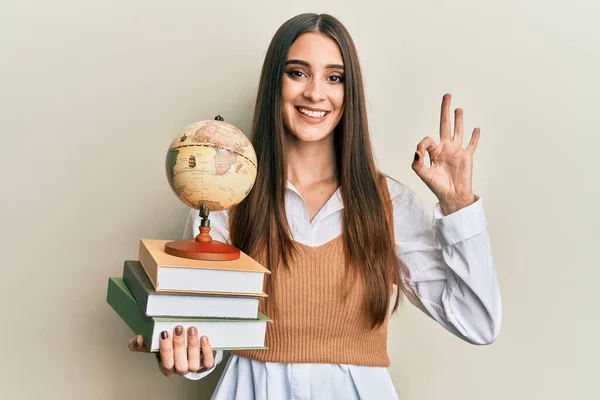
[[303, 78, 326, 102]]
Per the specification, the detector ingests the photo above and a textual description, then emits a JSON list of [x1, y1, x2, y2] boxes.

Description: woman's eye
[[329, 75, 344, 83], [287, 70, 306, 78]]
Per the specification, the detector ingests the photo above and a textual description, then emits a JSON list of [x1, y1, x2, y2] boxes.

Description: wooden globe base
[[164, 207, 240, 261], [164, 239, 240, 261]]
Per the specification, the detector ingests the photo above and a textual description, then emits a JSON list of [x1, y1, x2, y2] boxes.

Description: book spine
[[122, 261, 150, 317], [106, 278, 156, 351]]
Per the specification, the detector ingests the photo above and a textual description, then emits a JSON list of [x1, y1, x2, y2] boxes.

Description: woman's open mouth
[[296, 107, 329, 122]]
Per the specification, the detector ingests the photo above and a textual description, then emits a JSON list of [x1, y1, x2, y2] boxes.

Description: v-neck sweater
[[230, 235, 391, 366]]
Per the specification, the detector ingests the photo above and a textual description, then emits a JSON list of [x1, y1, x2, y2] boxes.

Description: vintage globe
[[165, 116, 257, 212]]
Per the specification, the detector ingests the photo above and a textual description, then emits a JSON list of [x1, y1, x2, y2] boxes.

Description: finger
[[413, 137, 437, 178], [187, 327, 201, 373], [128, 335, 150, 353], [155, 354, 169, 377], [159, 330, 175, 373], [127, 336, 137, 351], [412, 150, 425, 175], [415, 136, 438, 160], [154, 352, 172, 377], [413, 136, 436, 170], [439, 93, 452, 140], [200, 336, 215, 369], [467, 127, 481, 153], [172, 326, 189, 376], [453, 108, 463, 144]]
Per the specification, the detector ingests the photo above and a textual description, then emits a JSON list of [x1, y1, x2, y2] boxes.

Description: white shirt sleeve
[[181, 208, 231, 380], [389, 180, 502, 345]]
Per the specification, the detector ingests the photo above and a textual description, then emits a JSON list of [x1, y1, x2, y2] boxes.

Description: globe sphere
[[165, 118, 257, 212]]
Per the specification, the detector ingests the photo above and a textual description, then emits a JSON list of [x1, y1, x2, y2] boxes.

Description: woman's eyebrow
[[285, 59, 344, 71]]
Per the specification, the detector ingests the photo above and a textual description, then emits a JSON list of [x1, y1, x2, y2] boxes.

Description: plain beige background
[[1, 0, 597, 399]]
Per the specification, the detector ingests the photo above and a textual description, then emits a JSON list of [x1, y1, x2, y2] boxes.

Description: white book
[[123, 260, 265, 319]]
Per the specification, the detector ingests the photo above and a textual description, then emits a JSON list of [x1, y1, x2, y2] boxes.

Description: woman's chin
[[288, 129, 333, 143]]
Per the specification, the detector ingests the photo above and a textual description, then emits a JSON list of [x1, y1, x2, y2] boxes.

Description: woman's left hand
[[412, 93, 479, 215]]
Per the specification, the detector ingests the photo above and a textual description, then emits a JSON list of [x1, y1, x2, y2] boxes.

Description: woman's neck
[[285, 134, 337, 189]]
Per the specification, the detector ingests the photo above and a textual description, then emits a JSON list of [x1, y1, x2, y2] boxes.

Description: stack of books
[[107, 238, 271, 352]]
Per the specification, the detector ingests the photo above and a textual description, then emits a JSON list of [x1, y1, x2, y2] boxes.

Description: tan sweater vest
[[230, 236, 391, 366]]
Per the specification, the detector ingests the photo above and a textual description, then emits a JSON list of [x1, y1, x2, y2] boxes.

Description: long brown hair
[[230, 13, 402, 328]]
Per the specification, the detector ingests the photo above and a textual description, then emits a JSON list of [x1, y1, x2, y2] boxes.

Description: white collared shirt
[[182, 176, 502, 400]]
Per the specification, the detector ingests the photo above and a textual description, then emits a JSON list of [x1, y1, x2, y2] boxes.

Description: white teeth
[[298, 107, 327, 118]]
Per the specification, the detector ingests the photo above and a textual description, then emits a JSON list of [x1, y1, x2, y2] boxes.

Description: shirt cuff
[[432, 195, 488, 247], [183, 350, 223, 380]]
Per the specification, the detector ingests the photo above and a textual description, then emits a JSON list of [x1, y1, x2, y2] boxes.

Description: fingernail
[[134, 336, 139, 347], [189, 326, 197, 336], [175, 326, 183, 336], [201, 336, 208, 345], [161, 331, 168, 340], [414, 152, 420, 162]]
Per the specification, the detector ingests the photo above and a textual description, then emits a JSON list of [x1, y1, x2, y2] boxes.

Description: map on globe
[[166, 119, 258, 211]]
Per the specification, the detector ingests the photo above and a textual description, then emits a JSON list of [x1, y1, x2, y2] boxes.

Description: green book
[[107, 277, 269, 352]]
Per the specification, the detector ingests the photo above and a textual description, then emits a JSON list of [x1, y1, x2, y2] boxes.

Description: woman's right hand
[[127, 325, 215, 377]]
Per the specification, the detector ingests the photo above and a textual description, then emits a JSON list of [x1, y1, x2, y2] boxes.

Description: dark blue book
[[122, 260, 263, 319]]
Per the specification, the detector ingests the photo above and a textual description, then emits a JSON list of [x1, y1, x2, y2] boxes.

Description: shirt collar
[[286, 180, 344, 220]]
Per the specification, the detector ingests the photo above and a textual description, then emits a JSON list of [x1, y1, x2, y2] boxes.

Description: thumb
[[128, 335, 150, 353]]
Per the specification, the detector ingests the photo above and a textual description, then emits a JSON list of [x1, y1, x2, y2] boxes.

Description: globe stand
[[164, 204, 240, 261]]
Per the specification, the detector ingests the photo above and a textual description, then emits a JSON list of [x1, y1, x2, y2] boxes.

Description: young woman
[[128, 13, 501, 399]]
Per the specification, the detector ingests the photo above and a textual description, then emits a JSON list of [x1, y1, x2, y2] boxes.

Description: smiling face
[[281, 32, 345, 143]]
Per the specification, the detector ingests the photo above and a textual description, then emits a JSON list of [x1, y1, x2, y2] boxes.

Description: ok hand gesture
[[412, 93, 480, 215]]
